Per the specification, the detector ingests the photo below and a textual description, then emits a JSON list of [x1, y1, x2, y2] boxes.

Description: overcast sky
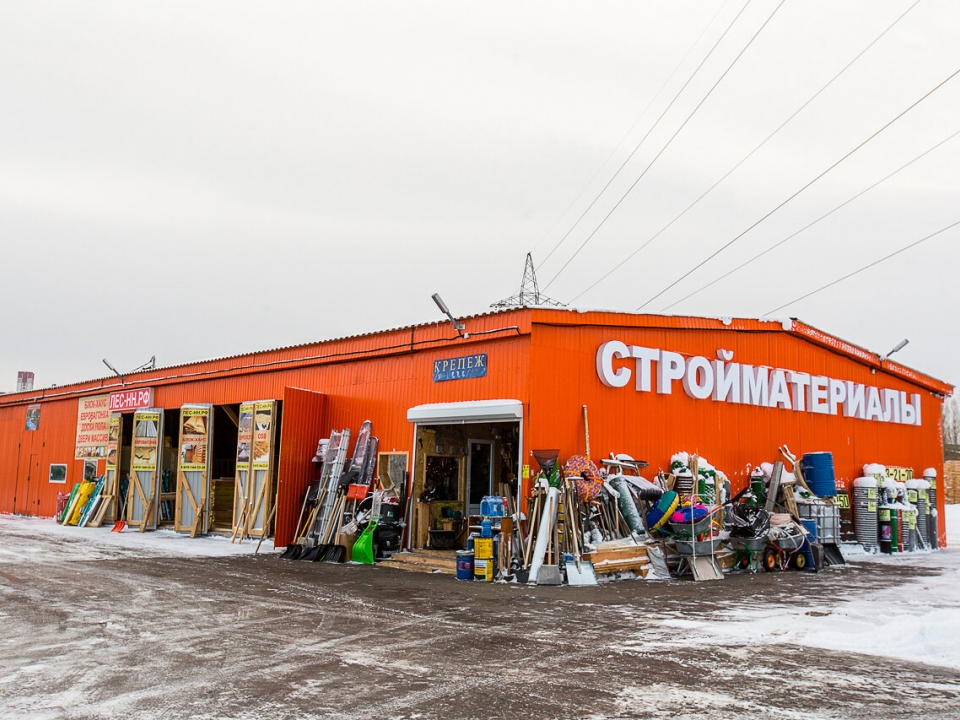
[[2, 1, 958, 393]]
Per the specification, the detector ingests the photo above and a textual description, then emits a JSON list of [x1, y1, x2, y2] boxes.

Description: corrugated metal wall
[[275, 388, 326, 548], [527, 312, 948, 545], [0, 314, 532, 521], [0, 308, 949, 547]]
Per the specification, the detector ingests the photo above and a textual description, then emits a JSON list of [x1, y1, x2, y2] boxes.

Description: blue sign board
[[433, 353, 487, 382]]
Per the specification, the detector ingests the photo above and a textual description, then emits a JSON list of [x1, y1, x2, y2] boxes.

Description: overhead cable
[[662, 126, 960, 310], [763, 219, 960, 315], [529, 0, 733, 257], [568, 0, 922, 304], [541, 0, 786, 292], [636, 63, 960, 311], [536, 0, 750, 269]]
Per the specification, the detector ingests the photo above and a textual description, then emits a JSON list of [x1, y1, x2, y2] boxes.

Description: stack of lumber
[[584, 543, 649, 577]]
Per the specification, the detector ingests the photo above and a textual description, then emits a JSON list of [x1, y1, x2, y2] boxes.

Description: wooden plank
[[221, 405, 239, 427]]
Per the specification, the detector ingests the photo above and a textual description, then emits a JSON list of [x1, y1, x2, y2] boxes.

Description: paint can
[[456, 551, 474, 581], [474, 557, 493, 582]]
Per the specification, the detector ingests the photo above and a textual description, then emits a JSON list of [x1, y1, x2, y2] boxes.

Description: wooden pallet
[[378, 550, 458, 576]]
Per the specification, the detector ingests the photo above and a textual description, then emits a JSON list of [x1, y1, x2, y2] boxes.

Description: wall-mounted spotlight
[[432, 293, 465, 337]]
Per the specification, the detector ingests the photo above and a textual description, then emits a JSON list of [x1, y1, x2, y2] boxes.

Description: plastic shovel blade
[[565, 560, 598, 586], [352, 523, 377, 565]]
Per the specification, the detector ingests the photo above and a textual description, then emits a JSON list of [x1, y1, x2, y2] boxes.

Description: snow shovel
[[111, 489, 128, 532], [324, 497, 350, 564], [352, 491, 382, 565], [564, 482, 597, 586]]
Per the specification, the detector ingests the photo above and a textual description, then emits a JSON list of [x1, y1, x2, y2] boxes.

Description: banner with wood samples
[[247, 400, 277, 537], [177, 405, 213, 537], [232, 402, 255, 537], [75, 394, 111, 459], [129, 408, 163, 531]]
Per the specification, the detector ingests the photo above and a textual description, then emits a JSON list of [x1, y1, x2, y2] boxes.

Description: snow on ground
[[624, 505, 960, 672], [0, 513, 275, 563]]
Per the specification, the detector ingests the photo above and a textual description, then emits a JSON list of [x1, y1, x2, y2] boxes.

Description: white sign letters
[[596, 341, 922, 427]]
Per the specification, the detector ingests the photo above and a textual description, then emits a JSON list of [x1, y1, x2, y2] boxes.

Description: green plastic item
[[352, 491, 382, 565], [60, 484, 80, 524]]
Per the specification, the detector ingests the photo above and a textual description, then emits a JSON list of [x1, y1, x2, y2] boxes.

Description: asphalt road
[[0, 520, 958, 719]]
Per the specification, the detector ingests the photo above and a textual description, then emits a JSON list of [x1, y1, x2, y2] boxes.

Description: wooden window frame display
[[233, 400, 277, 542], [176, 404, 214, 538], [128, 408, 164, 533]]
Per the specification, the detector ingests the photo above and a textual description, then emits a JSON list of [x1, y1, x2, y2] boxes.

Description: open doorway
[[410, 421, 520, 549]]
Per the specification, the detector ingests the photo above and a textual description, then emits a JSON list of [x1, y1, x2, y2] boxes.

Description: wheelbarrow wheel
[[793, 552, 807, 570], [735, 553, 750, 570], [762, 548, 778, 572]]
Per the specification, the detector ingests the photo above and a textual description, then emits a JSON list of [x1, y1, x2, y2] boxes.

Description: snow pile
[[636, 506, 960, 671], [0, 514, 275, 561]]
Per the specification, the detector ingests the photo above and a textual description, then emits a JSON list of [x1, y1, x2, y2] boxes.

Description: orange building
[[0, 308, 952, 547]]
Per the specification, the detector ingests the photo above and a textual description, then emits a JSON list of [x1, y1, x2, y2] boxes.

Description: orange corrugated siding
[[526, 313, 948, 544], [275, 388, 327, 548], [0, 307, 950, 546]]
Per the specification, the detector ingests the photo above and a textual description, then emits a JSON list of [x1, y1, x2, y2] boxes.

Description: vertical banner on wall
[[247, 400, 277, 538], [25, 404, 40, 431], [176, 404, 213, 537], [90, 413, 123, 527], [128, 408, 163, 531], [75, 394, 111, 459], [232, 402, 255, 538]]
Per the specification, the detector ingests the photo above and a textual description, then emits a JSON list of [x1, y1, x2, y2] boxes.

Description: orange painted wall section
[[275, 388, 327, 548], [0, 318, 531, 522], [0, 308, 950, 547], [526, 313, 948, 545]]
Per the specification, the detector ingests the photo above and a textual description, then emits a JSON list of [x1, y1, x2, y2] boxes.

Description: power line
[[663, 126, 960, 310], [764, 219, 960, 315], [542, 0, 786, 292], [636, 63, 960, 311], [567, 0, 922, 304], [536, 0, 751, 270], [529, 0, 733, 256]]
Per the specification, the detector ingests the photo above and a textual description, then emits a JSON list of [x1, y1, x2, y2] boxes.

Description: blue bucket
[[800, 452, 837, 498], [456, 551, 474, 581]]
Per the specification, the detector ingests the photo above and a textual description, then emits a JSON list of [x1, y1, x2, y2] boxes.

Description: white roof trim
[[407, 399, 523, 424]]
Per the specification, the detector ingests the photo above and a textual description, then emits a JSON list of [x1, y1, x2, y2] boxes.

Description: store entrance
[[411, 421, 519, 550]]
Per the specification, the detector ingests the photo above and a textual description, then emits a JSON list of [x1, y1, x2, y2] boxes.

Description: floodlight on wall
[[879, 339, 909, 364], [432, 293, 465, 337], [132, 355, 156, 372], [103, 358, 125, 384]]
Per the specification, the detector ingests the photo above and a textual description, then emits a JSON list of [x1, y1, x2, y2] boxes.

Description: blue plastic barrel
[[801, 519, 818, 541], [456, 551, 474, 580], [800, 452, 837, 498]]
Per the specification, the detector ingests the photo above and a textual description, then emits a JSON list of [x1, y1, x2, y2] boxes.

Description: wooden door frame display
[[128, 408, 163, 532], [175, 404, 213, 537], [377, 452, 409, 494], [90, 412, 122, 527], [244, 400, 277, 539], [232, 402, 255, 541]]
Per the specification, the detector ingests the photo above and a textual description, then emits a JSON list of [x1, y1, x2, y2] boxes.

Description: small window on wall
[[49, 464, 67, 484]]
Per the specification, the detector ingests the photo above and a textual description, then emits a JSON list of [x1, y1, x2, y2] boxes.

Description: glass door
[[467, 440, 493, 516]]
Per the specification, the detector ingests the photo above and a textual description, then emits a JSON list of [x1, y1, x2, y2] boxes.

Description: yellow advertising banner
[[75, 394, 111, 460], [132, 410, 161, 471], [236, 402, 254, 471], [105, 414, 122, 469], [252, 400, 275, 470], [179, 406, 211, 472]]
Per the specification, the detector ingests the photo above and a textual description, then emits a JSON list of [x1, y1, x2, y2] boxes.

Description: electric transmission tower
[[492, 253, 564, 308]]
